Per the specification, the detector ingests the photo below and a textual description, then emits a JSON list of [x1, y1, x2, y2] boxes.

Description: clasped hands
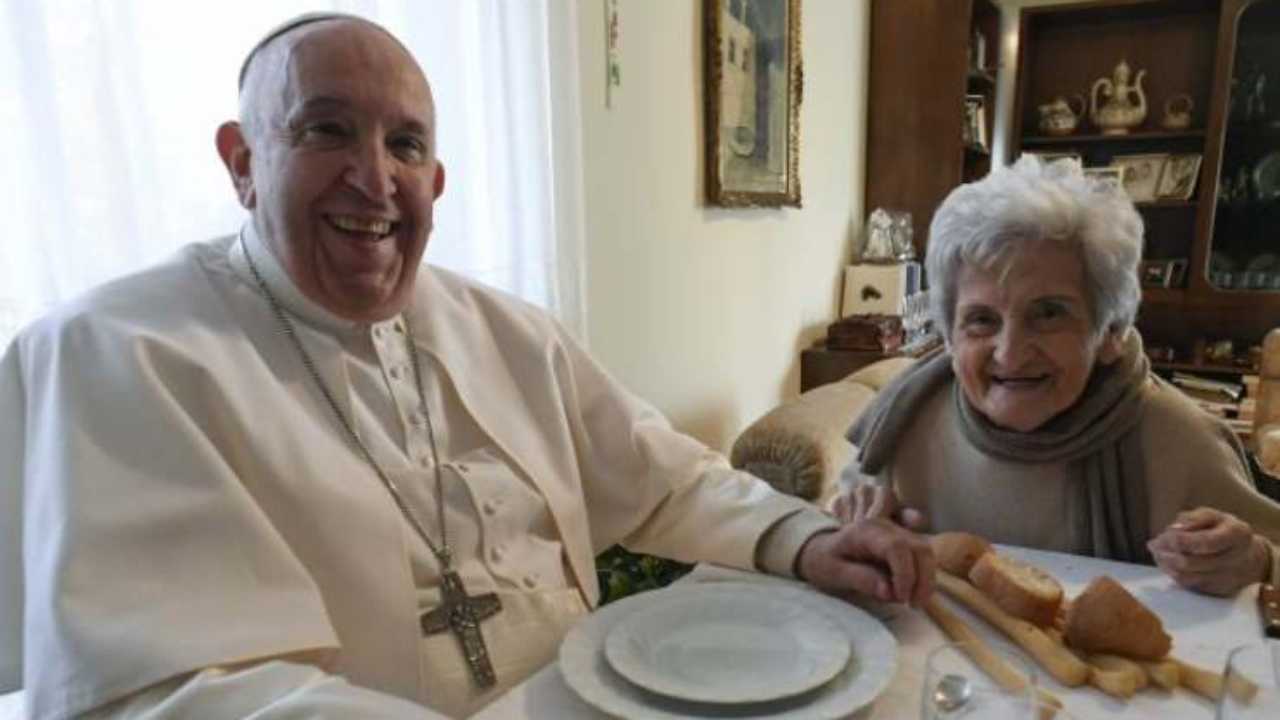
[[809, 484, 1269, 601]]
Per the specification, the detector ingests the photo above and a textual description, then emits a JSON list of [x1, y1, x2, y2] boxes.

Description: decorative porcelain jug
[[1037, 95, 1086, 136], [1090, 59, 1147, 134], [1161, 93, 1194, 130]]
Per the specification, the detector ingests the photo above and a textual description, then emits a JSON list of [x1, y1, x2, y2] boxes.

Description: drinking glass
[[1217, 641, 1280, 719], [922, 642, 1038, 719]]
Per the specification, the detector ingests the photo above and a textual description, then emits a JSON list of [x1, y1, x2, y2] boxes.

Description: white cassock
[[0, 229, 836, 719]]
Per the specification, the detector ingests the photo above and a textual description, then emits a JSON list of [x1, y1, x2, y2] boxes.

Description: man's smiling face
[[235, 19, 444, 321], [950, 241, 1121, 432]]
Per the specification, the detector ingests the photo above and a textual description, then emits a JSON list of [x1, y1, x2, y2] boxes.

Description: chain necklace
[[242, 241, 504, 688], [243, 246, 453, 567]]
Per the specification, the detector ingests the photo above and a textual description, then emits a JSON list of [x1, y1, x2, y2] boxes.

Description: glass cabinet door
[[1209, 0, 1280, 291]]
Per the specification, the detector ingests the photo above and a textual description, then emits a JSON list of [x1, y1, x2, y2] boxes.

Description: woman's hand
[[1147, 507, 1271, 596], [833, 482, 928, 530]]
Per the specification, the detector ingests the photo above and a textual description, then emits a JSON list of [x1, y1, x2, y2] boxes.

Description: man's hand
[[797, 517, 935, 607], [833, 482, 927, 530], [1147, 507, 1270, 596]]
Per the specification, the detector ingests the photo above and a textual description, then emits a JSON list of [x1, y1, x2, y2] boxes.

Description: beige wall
[[575, 0, 869, 451]]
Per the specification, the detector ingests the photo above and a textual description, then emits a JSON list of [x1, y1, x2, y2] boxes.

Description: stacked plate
[[558, 582, 897, 719]]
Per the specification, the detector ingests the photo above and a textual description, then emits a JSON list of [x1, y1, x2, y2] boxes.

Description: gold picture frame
[[704, 0, 802, 207]]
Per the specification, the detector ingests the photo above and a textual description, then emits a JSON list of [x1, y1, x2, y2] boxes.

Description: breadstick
[[923, 597, 1063, 719], [1175, 657, 1258, 703], [1137, 658, 1179, 690], [936, 571, 1090, 686], [1085, 653, 1146, 698]]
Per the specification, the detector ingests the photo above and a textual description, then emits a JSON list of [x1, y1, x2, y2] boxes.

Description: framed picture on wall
[[704, 0, 802, 207]]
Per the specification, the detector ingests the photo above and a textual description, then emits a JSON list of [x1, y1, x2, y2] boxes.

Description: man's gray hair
[[925, 155, 1144, 344]]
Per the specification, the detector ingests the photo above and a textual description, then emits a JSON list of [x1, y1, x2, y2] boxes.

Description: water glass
[[922, 642, 1038, 719], [1217, 641, 1280, 719]]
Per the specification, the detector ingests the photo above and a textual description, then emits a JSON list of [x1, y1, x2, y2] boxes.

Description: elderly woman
[[838, 156, 1280, 596]]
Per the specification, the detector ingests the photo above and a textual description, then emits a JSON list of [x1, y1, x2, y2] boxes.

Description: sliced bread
[[930, 531, 993, 578], [968, 551, 1064, 627]]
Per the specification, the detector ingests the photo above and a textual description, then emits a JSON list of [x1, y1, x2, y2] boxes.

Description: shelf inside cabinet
[[1136, 199, 1198, 209], [1142, 287, 1187, 304], [1150, 360, 1256, 375], [967, 68, 996, 87], [1022, 130, 1207, 146]]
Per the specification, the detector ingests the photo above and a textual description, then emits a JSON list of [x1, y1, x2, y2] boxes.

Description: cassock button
[[389, 366, 403, 380], [489, 546, 504, 563], [373, 325, 385, 340], [410, 412, 427, 427], [522, 576, 538, 589], [457, 463, 469, 474], [482, 500, 497, 516], [417, 454, 433, 468]]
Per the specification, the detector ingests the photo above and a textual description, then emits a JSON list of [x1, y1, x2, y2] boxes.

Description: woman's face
[[950, 243, 1122, 432]]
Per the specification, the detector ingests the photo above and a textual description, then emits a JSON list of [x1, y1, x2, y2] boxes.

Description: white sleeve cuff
[[755, 509, 840, 578]]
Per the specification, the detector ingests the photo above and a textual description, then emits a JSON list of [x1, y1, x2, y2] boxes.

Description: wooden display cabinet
[[865, 0, 1000, 258], [1010, 0, 1280, 370]]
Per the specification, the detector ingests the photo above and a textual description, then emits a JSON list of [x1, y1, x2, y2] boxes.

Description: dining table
[[472, 544, 1266, 719]]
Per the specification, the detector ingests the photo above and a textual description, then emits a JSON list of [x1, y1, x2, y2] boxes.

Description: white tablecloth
[[474, 545, 1262, 719]]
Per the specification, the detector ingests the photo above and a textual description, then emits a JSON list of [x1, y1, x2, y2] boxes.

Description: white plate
[[1254, 151, 1280, 200], [559, 583, 897, 719], [603, 585, 852, 704]]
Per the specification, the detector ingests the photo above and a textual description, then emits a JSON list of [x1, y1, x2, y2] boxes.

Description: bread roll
[[968, 552, 1063, 627], [930, 532, 992, 578], [1065, 576, 1172, 660]]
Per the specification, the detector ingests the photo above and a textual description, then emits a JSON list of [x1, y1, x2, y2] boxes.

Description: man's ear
[[432, 160, 446, 199], [216, 121, 255, 209], [1096, 327, 1126, 365]]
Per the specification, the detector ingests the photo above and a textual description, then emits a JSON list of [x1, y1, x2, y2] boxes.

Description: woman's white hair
[[925, 155, 1144, 344]]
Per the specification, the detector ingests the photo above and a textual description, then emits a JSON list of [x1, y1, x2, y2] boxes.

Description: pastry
[[1064, 576, 1172, 660]]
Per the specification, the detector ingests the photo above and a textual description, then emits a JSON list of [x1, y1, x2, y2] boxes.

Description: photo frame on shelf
[[1139, 259, 1186, 288], [1083, 166, 1122, 188], [1140, 259, 1173, 288], [964, 94, 988, 151], [1155, 153, 1203, 201], [1111, 154, 1168, 203], [703, 0, 802, 207], [1023, 151, 1081, 167]]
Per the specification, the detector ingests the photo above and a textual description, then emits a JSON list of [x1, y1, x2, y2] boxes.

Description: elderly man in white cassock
[[0, 13, 934, 719]]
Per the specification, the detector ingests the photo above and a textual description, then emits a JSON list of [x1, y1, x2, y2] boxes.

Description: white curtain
[[0, 0, 587, 348]]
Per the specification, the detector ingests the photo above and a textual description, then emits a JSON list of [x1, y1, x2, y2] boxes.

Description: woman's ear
[[215, 121, 255, 208], [1096, 327, 1126, 365]]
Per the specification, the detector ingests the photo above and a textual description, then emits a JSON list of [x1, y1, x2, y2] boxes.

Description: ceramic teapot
[[1038, 95, 1086, 135], [1090, 59, 1147, 135], [1162, 94, 1194, 130]]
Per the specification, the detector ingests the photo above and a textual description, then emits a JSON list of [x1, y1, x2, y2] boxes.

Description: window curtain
[[0, 0, 587, 349]]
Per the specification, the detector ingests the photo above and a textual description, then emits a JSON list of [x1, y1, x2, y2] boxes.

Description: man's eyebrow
[[288, 96, 350, 117], [286, 97, 430, 134]]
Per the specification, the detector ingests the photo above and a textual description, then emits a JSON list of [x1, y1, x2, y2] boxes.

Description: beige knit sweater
[[846, 375, 1280, 582]]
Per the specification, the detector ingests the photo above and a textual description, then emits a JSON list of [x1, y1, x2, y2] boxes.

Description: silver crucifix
[[420, 570, 503, 688]]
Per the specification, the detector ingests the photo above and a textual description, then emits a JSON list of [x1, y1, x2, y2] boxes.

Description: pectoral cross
[[420, 570, 503, 688]]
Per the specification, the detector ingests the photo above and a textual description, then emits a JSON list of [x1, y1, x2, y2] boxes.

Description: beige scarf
[[847, 331, 1154, 563]]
